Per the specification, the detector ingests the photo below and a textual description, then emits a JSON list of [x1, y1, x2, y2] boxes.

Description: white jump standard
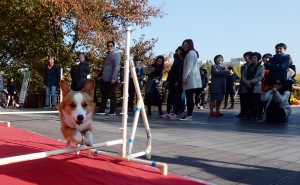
[[0, 26, 168, 175]]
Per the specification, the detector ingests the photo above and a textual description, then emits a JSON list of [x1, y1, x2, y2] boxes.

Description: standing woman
[[162, 46, 186, 119], [6, 78, 18, 108], [145, 55, 165, 116], [209, 55, 230, 116], [179, 39, 202, 121], [240, 52, 265, 121]]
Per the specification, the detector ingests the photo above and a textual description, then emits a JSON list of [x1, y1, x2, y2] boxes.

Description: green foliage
[[0, 0, 165, 91], [203, 60, 213, 77]]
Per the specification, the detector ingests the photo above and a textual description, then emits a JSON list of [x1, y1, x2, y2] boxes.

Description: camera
[[154, 79, 159, 84]]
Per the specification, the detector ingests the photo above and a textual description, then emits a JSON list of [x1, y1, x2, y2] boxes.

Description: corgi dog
[[58, 79, 96, 147]]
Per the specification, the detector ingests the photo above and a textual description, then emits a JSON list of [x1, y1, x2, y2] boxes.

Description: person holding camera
[[260, 79, 291, 124], [144, 55, 164, 116]]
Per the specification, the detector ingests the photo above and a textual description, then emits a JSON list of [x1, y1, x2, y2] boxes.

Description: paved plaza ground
[[1, 106, 300, 185]]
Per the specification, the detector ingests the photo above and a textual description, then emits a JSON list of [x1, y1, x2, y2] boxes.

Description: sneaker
[[215, 111, 223, 116], [257, 119, 264, 123], [14, 102, 20, 107], [161, 112, 169, 118], [107, 111, 116, 116], [248, 117, 255, 121], [179, 116, 193, 121], [227, 107, 234, 109], [199, 106, 204, 110], [235, 113, 243, 117], [169, 113, 178, 120], [43, 106, 49, 109], [210, 111, 218, 117], [197, 104, 201, 109], [95, 110, 106, 115]]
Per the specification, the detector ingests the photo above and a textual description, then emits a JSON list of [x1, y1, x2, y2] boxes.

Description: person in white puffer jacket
[[260, 79, 291, 124]]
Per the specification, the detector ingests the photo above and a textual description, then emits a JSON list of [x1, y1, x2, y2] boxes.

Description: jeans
[[173, 89, 186, 114], [45, 86, 57, 106]]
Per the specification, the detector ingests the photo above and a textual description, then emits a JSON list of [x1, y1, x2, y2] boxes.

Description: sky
[[131, 0, 300, 69]]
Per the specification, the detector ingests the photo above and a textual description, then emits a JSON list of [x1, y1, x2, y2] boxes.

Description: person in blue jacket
[[44, 55, 60, 109], [264, 43, 290, 85]]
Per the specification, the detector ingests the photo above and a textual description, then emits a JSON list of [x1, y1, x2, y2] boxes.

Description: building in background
[[223, 58, 245, 68]]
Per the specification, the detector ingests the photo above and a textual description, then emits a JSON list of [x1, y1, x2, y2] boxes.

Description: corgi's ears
[[60, 80, 70, 97], [82, 79, 95, 97]]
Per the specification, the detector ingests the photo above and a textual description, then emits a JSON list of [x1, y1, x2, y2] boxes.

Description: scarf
[[48, 64, 54, 69], [247, 62, 261, 80]]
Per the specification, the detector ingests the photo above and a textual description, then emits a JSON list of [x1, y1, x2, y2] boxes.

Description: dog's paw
[[84, 131, 93, 147], [66, 137, 78, 148], [73, 132, 83, 144]]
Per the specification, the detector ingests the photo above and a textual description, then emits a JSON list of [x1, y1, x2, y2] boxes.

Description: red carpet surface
[[0, 124, 206, 185]]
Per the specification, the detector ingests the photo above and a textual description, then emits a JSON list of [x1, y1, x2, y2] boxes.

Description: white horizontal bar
[[0, 111, 59, 115], [88, 149, 168, 175], [131, 151, 147, 158], [0, 139, 123, 166]]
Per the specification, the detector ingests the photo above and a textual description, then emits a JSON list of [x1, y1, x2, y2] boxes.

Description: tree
[[0, 0, 166, 90]]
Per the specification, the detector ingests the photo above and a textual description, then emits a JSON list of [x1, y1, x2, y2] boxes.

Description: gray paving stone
[[241, 162, 300, 185], [1, 107, 300, 185]]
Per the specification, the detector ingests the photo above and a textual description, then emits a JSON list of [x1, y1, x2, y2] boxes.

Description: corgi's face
[[59, 79, 95, 131]]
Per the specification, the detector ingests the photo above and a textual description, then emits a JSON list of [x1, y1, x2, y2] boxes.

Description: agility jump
[[0, 27, 168, 175]]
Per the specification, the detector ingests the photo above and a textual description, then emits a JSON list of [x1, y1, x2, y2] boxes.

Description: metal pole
[[120, 26, 131, 158], [60, 68, 63, 103]]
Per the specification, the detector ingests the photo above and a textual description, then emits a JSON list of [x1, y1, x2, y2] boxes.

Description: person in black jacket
[[70, 58, 80, 91], [161, 46, 186, 119], [196, 65, 208, 109], [71, 53, 90, 91], [44, 55, 60, 109], [223, 67, 240, 109], [6, 78, 18, 108], [0, 72, 8, 108]]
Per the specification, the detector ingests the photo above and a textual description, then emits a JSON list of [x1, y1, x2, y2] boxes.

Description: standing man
[[265, 43, 290, 85], [128, 56, 145, 111], [72, 53, 90, 91], [0, 72, 7, 108], [70, 57, 80, 91], [236, 51, 252, 117], [44, 55, 60, 109], [95, 41, 121, 116]]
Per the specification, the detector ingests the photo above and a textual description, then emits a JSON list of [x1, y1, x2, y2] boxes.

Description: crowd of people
[[16, 41, 289, 125]]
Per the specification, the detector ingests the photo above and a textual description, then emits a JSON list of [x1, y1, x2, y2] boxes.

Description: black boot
[[158, 106, 163, 116], [147, 106, 152, 116]]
